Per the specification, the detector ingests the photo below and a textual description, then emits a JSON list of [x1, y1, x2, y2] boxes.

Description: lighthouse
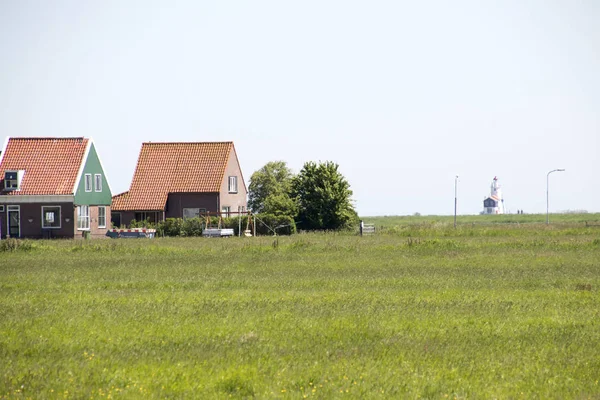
[[482, 176, 505, 214]]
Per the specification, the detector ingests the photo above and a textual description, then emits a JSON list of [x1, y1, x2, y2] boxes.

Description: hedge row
[[124, 214, 296, 237]]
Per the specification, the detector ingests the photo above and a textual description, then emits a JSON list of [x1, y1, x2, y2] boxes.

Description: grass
[[1, 214, 600, 398]]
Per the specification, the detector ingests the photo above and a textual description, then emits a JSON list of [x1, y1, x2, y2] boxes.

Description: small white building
[[482, 176, 504, 214]]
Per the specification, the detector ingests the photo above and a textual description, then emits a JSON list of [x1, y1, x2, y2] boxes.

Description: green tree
[[292, 161, 358, 230], [248, 161, 297, 216]]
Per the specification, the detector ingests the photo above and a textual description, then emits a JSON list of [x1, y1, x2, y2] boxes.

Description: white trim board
[[72, 139, 92, 194], [0, 136, 10, 167]]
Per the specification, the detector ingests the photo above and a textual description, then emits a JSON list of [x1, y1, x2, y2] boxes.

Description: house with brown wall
[[111, 142, 247, 227], [0, 137, 112, 239]]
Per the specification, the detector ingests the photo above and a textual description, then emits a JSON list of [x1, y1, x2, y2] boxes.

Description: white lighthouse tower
[[482, 176, 505, 214]]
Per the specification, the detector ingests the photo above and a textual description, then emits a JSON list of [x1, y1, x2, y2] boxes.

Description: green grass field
[[1, 214, 600, 399]]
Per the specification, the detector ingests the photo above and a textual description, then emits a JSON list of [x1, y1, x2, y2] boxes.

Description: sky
[[1, 0, 598, 216]]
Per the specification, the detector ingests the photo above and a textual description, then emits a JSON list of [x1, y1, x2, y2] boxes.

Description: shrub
[[254, 214, 296, 235], [158, 218, 184, 237], [123, 214, 296, 237], [181, 218, 203, 237], [0, 238, 33, 252]]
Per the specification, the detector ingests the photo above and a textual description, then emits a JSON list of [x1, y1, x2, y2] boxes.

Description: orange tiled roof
[[112, 142, 233, 211], [0, 137, 89, 195]]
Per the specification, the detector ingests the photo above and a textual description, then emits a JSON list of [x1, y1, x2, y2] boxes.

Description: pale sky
[[1, 0, 598, 216]]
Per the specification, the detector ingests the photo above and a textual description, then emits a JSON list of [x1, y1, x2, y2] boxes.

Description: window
[[4, 171, 18, 190], [183, 208, 206, 220], [111, 212, 121, 228], [222, 206, 231, 217], [84, 174, 92, 192], [42, 206, 61, 228], [134, 212, 159, 224], [228, 176, 238, 193], [98, 206, 106, 228], [77, 205, 90, 230], [94, 174, 102, 192]]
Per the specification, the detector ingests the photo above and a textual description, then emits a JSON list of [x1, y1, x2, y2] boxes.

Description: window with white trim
[[222, 206, 231, 217], [228, 176, 238, 193], [77, 205, 90, 230], [98, 206, 106, 228], [42, 206, 61, 228], [84, 174, 92, 192], [4, 170, 24, 190], [94, 174, 102, 192]]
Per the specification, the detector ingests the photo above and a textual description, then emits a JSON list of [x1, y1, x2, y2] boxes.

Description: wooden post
[[253, 215, 256, 237], [359, 220, 364, 236]]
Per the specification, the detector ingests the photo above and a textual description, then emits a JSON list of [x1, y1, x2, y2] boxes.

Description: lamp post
[[546, 169, 565, 224], [454, 175, 459, 228]]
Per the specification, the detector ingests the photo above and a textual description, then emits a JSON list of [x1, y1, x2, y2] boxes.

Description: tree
[[248, 161, 297, 216], [292, 161, 358, 230]]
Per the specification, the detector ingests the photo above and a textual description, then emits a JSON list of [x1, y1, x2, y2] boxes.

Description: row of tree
[[248, 161, 358, 231]]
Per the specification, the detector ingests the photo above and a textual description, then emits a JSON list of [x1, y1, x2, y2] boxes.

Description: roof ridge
[[142, 141, 234, 145], [9, 137, 87, 140]]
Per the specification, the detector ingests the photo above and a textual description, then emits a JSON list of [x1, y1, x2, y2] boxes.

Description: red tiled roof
[[112, 142, 233, 211], [111, 191, 130, 210], [0, 137, 89, 195]]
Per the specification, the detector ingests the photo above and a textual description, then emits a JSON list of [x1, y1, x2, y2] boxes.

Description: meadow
[[1, 214, 599, 399]]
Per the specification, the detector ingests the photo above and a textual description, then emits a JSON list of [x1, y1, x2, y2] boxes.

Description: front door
[[7, 205, 20, 238]]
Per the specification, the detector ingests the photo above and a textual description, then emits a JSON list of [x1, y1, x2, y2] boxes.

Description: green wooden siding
[[74, 143, 112, 205]]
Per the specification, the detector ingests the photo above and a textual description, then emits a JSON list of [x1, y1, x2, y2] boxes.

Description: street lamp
[[454, 175, 459, 228], [546, 169, 565, 224]]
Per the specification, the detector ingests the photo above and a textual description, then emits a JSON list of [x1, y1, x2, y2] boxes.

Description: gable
[[74, 142, 112, 205], [220, 145, 248, 195]]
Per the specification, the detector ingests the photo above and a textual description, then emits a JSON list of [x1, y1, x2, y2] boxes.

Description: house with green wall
[[0, 137, 112, 239]]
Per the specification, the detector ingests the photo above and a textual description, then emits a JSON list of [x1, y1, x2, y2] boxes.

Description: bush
[[0, 238, 33, 252], [254, 214, 296, 235], [127, 214, 296, 237], [158, 218, 184, 237], [181, 218, 203, 237], [128, 219, 155, 229]]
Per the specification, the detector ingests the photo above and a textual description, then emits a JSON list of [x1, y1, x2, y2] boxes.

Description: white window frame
[[98, 206, 106, 228], [228, 176, 238, 193], [94, 174, 102, 192], [41, 205, 61, 229], [77, 205, 90, 230], [222, 206, 231, 218], [4, 171, 19, 190], [84, 174, 92, 192], [7, 205, 20, 238]]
